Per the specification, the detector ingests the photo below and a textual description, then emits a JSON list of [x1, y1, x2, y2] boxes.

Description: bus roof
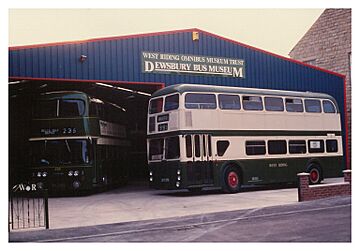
[[39, 90, 88, 99], [151, 84, 337, 102]]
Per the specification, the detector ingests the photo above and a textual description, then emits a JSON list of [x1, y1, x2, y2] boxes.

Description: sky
[[8, 9, 324, 57]]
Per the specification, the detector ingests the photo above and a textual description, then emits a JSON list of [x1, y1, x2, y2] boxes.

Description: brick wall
[[289, 9, 352, 168], [297, 170, 351, 202]]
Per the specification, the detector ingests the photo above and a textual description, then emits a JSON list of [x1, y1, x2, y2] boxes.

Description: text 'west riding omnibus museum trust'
[[9, 28, 349, 187]]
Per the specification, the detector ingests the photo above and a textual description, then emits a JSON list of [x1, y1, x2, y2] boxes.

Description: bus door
[[190, 134, 213, 185]]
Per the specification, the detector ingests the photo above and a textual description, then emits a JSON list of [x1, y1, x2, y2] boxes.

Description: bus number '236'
[[63, 127, 77, 134]]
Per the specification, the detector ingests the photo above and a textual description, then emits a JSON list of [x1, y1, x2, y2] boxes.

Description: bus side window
[[264, 97, 284, 111], [285, 98, 304, 112], [217, 140, 230, 157], [218, 94, 241, 110], [194, 135, 201, 157], [323, 100, 336, 113], [268, 140, 287, 155], [245, 141, 266, 155], [242, 96, 263, 111], [308, 140, 325, 153], [208, 135, 212, 157], [203, 135, 207, 157], [185, 135, 192, 158], [326, 139, 338, 153], [305, 99, 322, 113], [185, 93, 217, 109], [289, 140, 306, 154]]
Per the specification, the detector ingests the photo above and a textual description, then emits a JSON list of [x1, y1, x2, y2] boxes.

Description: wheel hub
[[310, 169, 319, 183], [228, 171, 239, 188]]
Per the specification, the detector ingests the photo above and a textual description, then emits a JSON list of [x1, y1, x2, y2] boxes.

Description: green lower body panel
[[148, 156, 343, 190]]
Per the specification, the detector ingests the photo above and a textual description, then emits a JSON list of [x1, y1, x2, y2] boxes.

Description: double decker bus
[[29, 91, 130, 192], [147, 84, 343, 193]]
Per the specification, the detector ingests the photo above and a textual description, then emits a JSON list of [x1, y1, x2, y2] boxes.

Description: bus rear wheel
[[307, 165, 321, 185], [222, 166, 241, 193]]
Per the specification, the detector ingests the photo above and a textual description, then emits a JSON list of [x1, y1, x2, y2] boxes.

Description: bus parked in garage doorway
[[147, 84, 343, 193], [28, 91, 131, 193]]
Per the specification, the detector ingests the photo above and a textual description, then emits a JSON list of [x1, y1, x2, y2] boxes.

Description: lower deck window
[[185, 135, 192, 158], [217, 140, 230, 157], [149, 137, 180, 160], [326, 139, 338, 153], [30, 139, 92, 166], [308, 140, 325, 153], [289, 140, 306, 154], [268, 140, 287, 155], [165, 136, 180, 159], [245, 141, 266, 155], [194, 135, 201, 157], [149, 138, 164, 160]]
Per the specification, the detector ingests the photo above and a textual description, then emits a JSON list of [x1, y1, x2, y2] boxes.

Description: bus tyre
[[222, 166, 241, 193], [307, 165, 321, 185]]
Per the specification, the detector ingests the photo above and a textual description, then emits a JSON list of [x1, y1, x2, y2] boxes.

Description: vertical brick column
[[297, 172, 310, 202], [343, 170, 351, 184]]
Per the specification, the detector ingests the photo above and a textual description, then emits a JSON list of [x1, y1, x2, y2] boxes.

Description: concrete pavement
[[9, 195, 351, 242], [9, 178, 343, 230]]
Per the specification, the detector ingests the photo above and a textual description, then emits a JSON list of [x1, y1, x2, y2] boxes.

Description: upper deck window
[[59, 99, 85, 117], [149, 98, 163, 114], [218, 94, 241, 110], [185, 93, 216, 109], [242, 96, 263, 111], [264, 97, 284, 111], [305, 99, 322, 113], [285, 98, 304, 112], [164, 94, 179, 111], [323, 100, 336, 113], [34, 100, 58, 118], [34, 99, 85, 118]]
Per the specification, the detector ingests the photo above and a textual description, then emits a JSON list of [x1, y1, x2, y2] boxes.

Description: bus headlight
[[177, 170, 181, 175], [42, 172, 48, 177], [149, 177, 153, 182], [177, 176, 181, 181], [37, 172, 42, 178], [68, 171, 74, 177], [149, 171, 153, 176], [176, 182, 180, 188], [74, 170, 79, 177]]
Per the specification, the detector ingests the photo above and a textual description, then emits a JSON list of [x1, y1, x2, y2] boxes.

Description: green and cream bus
[[147, 84, 343, 193], [29, 91, 131, 192]]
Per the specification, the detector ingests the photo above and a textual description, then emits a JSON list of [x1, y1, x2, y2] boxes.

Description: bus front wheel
[[222, 166, 241, 193]]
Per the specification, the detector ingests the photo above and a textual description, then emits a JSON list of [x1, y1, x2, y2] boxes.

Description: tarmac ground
[[8, 177, 350, 242], [9, 195, 351, 242]]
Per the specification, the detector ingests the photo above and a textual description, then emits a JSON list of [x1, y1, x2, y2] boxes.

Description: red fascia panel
[[8, 76, 165, 89]]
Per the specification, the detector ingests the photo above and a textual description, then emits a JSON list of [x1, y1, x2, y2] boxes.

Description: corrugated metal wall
[[9, 29, 347, 165]]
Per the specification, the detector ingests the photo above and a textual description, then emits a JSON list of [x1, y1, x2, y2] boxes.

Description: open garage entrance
[[9, 79, 163, 189]]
